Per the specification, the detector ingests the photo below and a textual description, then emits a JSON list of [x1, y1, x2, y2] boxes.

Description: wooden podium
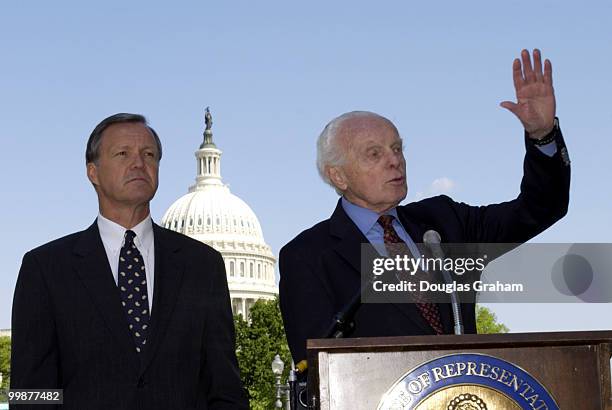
[[306, 331, 612, 409]]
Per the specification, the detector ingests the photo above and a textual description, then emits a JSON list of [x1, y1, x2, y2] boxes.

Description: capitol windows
[[257, 264, 261, 279], [240, 262, 245, 277], [249, 263, 254, 278], [189, 217, 193, 227], [198, 216, 202, 225], [229, 261, 235, 277]]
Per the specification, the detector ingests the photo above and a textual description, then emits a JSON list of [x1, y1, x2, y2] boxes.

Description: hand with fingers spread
[[500, 49, 556, 140]]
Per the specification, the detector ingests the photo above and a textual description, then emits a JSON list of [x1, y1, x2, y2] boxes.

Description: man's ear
[[328, 166, 348, 191], [86, 162, 99, 187]]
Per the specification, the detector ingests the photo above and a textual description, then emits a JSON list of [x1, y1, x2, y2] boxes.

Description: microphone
[[322, 281, 363, 339], [423, 230, 443, 258], [423, 230, 464, 335]]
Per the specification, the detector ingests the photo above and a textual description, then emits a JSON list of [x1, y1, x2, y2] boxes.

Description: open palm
[[500, 49, 556, 140]]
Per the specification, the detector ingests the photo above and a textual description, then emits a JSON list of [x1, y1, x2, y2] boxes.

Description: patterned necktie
[[377, 215, 444, 335], [118, 230, 150, 353]]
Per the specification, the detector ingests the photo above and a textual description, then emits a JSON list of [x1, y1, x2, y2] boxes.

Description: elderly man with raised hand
[[11, 113, 248, 409], [279, 49, 570, 365]]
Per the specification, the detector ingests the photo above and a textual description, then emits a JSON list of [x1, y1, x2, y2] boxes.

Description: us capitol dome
[[161, 108, 277, 318]]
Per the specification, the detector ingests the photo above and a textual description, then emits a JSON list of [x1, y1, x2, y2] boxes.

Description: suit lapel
[[329, 200, 368, 276], [72, 222, 140, 370], [139, 224, 185, 375]]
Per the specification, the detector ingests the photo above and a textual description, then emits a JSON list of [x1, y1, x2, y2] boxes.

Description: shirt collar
[[97, 213, 153, 251], [341, 197, 399, 236]]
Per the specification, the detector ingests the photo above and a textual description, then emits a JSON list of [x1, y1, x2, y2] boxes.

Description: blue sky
[[1, 1, 611, 331]]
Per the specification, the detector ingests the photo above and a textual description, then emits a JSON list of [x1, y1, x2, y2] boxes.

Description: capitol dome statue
[[161, 108, 277, 318]]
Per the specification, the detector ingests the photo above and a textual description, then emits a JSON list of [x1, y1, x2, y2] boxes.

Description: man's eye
[[145, 152, 155, 157], [368, 150, 381, 159], [116, 151, 127, 156]]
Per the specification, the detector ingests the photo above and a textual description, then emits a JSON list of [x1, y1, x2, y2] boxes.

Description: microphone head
[[423, 230, 441, 245]]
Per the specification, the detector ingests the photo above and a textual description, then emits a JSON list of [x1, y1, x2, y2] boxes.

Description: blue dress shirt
[[341, 197, 422, 258]]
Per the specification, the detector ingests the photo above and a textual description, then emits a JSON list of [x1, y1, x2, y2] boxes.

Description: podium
[[307, 331, 612, 409]]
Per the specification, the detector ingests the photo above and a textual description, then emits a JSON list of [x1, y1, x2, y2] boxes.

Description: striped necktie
[[378, 215, 444, 335]]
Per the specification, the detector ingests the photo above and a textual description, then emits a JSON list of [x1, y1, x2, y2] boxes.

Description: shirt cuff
[[536, 141, 557, 157]]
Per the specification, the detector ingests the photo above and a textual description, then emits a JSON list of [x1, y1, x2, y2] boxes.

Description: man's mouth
[[387, 176, 405, 184], [127, 177, 148, 184]]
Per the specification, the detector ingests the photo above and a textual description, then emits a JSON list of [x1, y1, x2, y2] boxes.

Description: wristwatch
[[532, 117, 559, 146]]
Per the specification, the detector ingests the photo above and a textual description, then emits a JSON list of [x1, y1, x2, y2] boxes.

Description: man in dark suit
[[279, 49, 571, 364], [11, 113, 248, 409]]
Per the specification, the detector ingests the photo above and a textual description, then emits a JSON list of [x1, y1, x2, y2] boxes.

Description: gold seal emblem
[[448, 393, 487, 410]]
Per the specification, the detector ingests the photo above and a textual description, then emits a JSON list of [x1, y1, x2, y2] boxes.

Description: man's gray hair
[[316, 111, 387, 194], [86, 113, 162, 164]]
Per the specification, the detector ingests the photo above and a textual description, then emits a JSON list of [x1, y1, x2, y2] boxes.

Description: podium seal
[[377, 353, 558, 410]]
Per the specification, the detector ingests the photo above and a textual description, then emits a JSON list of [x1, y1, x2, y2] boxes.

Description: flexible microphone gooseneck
[[423, 230, 464, 335]]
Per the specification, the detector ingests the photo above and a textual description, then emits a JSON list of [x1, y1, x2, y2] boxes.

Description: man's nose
[[130, 153, 146, 168], [387, 150, 403, 168]]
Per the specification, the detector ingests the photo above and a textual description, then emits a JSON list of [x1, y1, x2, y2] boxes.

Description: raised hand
[[500, 49, 556, 140]]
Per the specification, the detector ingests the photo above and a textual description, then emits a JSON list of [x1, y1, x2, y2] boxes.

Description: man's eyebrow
[[108, 144, 130, 151], [110, 144, 157, 150], [362, 140, 383, 147]]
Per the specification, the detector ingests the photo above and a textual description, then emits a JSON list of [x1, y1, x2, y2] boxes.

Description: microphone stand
[[323, 287, 362, 338], [423, 230, 464, 335]]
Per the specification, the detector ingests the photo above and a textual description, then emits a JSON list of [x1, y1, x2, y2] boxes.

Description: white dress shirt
[[97, 214, 155, 312]]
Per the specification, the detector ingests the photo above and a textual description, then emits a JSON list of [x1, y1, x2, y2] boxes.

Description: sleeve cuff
[[536, 141, 557, 157]]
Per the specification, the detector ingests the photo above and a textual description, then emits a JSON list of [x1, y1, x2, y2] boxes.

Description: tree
[[0, 336, 10, 402], [476, 305, 509, 334], [234, 298, 291, 410]]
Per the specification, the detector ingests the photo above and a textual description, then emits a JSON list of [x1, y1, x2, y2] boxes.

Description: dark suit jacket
[[279, 133, 571, 363], [11, 222, 249, 410]]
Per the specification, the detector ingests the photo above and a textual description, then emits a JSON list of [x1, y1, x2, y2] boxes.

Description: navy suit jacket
[[11, 222, 249, 410], [279, 133, 571, 363]]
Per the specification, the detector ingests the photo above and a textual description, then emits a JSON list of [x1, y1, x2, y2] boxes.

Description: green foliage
[[476, 306, 509, 334], [234, 298, 291, 410], [0, 336, 10, 402]]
